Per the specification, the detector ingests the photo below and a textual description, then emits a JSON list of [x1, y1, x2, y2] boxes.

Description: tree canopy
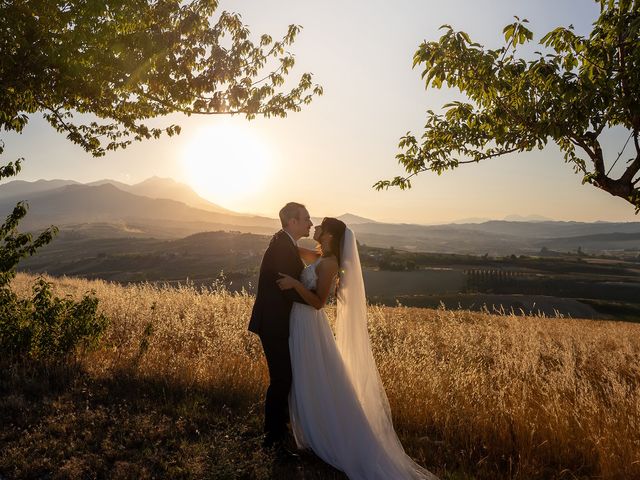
[[375, 0, 640, 213], [1, 0, 321, 160], [0, 0, 321, 285]]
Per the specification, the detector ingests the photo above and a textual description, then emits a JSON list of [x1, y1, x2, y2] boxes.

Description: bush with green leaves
[[0, 164, 108, 362], [0, 278, 108, 361]]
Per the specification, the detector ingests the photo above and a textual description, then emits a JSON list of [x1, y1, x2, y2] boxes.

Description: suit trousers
[[259, 333, 292, 443]]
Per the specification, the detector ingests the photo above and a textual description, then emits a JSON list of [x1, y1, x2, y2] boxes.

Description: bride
[[276, 217, 438, 480]]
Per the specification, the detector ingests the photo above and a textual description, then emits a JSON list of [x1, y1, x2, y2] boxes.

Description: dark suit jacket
[[248, 230, 308, 339]]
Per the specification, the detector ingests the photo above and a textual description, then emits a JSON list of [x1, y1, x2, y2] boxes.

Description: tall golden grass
[[10, 272, 640, 479]]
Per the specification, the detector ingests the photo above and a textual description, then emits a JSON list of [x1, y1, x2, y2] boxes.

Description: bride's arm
[[298, 246, 320, 265], [277, 258, 338, 310]]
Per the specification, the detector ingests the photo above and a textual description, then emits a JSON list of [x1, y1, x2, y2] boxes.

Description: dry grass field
[[2, 272, 639, 479]]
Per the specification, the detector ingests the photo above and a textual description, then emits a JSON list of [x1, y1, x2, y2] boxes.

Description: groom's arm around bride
[[248, 228, 308, 338]]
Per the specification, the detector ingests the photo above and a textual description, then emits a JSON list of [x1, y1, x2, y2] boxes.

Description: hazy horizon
[[3, 175, 640, 226]]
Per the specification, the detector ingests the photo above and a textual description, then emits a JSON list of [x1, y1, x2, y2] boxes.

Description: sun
[[181, 124, 271, 208]]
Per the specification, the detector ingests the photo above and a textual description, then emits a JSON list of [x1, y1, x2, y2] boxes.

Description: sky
[[3, 0, 639, 224]]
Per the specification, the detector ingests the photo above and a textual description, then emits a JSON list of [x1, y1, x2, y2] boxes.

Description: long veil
[[336, 228, 437, 479]]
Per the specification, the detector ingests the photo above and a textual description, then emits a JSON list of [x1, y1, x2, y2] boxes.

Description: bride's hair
[[319, 217, 347, 265]]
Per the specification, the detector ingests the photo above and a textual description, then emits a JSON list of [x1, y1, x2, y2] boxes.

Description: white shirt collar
[[283, 230, 298, 246]]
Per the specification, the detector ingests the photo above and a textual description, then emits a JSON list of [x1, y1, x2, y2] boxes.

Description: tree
[[0, 0, 321, 277], [374, 0, 640, 212], [1, 0, 321, 158]]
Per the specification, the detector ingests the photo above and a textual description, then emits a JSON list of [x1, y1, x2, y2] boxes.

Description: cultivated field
[[2, 273, 640, 479]]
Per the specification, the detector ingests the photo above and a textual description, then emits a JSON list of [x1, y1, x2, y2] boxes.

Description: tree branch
[[619, 130, 640, 185], [607, 131, 633, 175], [136, 90, 245, 115], [570, 135, 599, 168], [621, 157, 640, 184], [250, 63, 286, 87], [394, 145, 523, 185], [37, 101, 75, 134], [465, 146, 522, 163]]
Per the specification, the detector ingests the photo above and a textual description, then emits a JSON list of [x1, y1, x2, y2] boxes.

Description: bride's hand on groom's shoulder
[[277, 273, 298, 290]]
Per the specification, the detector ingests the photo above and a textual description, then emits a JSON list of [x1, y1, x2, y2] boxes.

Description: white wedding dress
[[288, 229, 438, 480]]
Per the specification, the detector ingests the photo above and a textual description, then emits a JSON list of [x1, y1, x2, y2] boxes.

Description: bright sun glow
[[182, 124, 271, 208]]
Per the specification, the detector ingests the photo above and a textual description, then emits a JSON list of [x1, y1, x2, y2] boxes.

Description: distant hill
[[454, 220, 640, 239], [0, 183, 280, 237], [0, 177, 388, 240], [503, 214, 553, 222], [451, 214, 553, 224], [535, 231, 640, 252], [86, 179, 132, 190], [85, 177, 234, 214], [311, 213, 379, 225], [451, 217, 492, 224], [1, 176, 234, 215], [0, 179, 79, 200], [2, 178, 639, 255], [337, 213, 378, 224]]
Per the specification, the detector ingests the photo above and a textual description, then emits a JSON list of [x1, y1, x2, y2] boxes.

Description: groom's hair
[[279, 202, 306, 228]]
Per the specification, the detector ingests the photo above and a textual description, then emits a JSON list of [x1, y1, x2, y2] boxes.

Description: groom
[[249, 202, 313, 450]]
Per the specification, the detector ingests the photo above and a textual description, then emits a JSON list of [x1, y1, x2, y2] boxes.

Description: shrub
[[0, 162, 108, 362], [0, 277, 108, 361]]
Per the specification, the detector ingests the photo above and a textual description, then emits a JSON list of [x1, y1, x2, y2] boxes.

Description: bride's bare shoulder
[[317, 255, 339, 274]]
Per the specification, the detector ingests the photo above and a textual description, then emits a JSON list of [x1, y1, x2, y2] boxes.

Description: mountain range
[[1, 177, 640, 255], [0, 177, 234, 214]]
